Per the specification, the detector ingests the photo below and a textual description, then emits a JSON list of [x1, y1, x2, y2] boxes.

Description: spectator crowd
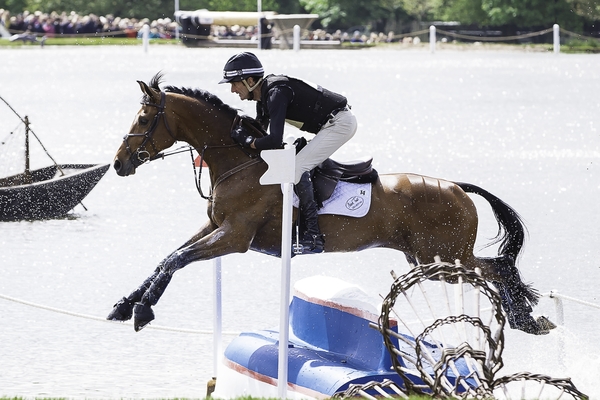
[[1, 9, 177, 38], [1, 8, 404, 45]]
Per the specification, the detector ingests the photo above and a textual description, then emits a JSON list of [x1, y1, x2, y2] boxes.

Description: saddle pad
[[293, 181, 372, 218]]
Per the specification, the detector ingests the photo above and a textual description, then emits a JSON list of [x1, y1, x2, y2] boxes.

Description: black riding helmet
[[218, 52, 264, 84]]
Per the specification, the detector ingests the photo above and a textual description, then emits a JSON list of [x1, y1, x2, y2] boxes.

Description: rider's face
[[230, 80, 252, 101]]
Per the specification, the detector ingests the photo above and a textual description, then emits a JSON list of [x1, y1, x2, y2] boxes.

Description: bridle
[[124, 97, 264, 202], [122, 91, 176, 168]]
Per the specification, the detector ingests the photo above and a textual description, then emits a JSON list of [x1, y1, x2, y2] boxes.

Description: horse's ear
[[137, 80, 160, 103]]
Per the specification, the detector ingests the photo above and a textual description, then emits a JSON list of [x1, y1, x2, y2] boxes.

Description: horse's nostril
[[113, 159, 122, 172]]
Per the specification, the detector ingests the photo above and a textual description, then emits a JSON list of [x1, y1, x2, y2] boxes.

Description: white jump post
[[142, 23, 150, 53], [257, 0, 262, 50], [259, 144, 296, 399], [430, 25, 436, 53], [213, 257, 223, 378], [293, 24, 301, 52], [549, 290, 565, 368], [174, 0, 180, 40], [553, 24, 560, 54]]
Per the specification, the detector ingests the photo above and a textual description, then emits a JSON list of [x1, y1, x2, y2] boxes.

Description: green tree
[[372, 0, 412, 32], [1, 0, 28, 14], [566, 0, 600, 22], [437, 0, 490, 25], [276, 0, 306, 14], [299, 0, 393, 29], [298, 0, 344, 28], [481, 0, 582, 29], [400, 0, 440, 24]]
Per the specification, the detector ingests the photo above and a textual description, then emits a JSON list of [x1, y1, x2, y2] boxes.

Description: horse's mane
[[145, 71, 238, 116], [143, 72, 266, 137]]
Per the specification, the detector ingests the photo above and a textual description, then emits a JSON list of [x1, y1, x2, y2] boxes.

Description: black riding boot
[[295, 171, 324, 253]]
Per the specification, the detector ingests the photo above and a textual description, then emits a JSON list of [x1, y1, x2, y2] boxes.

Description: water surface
[[1, 45, 599, 398]]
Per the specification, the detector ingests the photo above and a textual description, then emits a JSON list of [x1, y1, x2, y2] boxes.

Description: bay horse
[[108, 72, 553, 335]]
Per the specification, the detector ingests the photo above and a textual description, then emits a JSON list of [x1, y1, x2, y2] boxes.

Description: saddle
[[294, 137, 379, 207]]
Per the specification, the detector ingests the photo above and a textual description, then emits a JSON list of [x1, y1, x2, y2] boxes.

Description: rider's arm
[[252, 85, 293, 150]]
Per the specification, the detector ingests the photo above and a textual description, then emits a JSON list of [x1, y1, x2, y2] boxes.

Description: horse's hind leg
[[480, 256, 554, 335]]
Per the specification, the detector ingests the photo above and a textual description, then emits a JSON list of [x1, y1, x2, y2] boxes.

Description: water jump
[[107, 72, 554, 336]]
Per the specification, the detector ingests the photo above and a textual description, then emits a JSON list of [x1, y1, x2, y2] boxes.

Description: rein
[[192, 145, 262, 201], [137, 106, 263, 201], [191, 114, 262, 200]]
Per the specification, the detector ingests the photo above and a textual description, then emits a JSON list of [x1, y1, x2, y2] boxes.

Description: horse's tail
[[454, 183, 551, 335], [454, 182, 527, 264]]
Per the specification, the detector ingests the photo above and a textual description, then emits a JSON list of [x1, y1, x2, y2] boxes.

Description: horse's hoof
[[536, 316, 557, 333], [513, 315, 555, 335], [133, 302, 155, 332], [106, 297, 134, 321]]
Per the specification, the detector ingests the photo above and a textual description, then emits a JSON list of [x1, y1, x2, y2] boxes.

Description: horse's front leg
[[133, 221, 254, 331], [108, 219, 254, 331], [106, 220, 219, 329]]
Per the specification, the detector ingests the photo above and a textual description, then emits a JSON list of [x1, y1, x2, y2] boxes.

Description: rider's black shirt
[[253, 74, 347, 151]]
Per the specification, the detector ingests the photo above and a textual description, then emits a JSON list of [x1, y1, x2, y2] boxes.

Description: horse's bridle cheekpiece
[[124, 96, 262, 202], [122, 91, 176, 168]]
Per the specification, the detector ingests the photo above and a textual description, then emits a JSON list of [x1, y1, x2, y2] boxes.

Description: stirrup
[[294, 233, 325, 254]]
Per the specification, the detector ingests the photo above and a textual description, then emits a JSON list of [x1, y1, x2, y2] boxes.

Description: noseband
[[122, 91, 176, 168]]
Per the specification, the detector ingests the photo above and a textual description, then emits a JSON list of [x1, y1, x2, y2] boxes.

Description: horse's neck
[[174, 101, 256, 179]]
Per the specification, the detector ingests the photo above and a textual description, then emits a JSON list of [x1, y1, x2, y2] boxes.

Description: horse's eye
[[139, 117, 149, 125]]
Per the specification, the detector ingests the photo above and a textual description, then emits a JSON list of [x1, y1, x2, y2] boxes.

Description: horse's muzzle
[[113, 157, 136, 176]]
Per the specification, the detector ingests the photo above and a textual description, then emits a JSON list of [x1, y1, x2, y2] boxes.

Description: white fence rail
[[543, 290, 600, 326]]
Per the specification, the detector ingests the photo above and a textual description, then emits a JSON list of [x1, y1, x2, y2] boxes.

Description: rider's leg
[[293, 110, 357, 254], [295, 171, 324, 252], [294, 109, 357, 183]]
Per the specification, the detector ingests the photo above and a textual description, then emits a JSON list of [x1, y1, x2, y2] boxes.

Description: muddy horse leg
[[133, 260, 177, 331], [132, 224, 252, 331], [108, 219, 255, 331], [106, 221, 221, 330], [106, 254, 179, 331], [106, 266, 161, 321], [482, 256, 554, 335], [453, 182, 555, 335]]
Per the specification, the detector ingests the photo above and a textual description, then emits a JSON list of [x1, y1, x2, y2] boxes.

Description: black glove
[[231, 126, 254, 148]]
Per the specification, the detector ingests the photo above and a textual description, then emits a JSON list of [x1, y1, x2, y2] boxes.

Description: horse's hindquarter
[[322, 173, 479, 262]]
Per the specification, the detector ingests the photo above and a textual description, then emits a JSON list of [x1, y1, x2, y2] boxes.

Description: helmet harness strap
[[242, 77, 263, 99]]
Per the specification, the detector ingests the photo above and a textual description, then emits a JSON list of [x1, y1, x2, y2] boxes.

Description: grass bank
[[1, 36, 597, 53]]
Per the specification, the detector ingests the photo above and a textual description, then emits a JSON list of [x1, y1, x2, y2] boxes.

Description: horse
[[108, 72, 553, 335]]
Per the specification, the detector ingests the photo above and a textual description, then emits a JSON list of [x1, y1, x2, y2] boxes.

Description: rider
[[219, 52, 358, 253]]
